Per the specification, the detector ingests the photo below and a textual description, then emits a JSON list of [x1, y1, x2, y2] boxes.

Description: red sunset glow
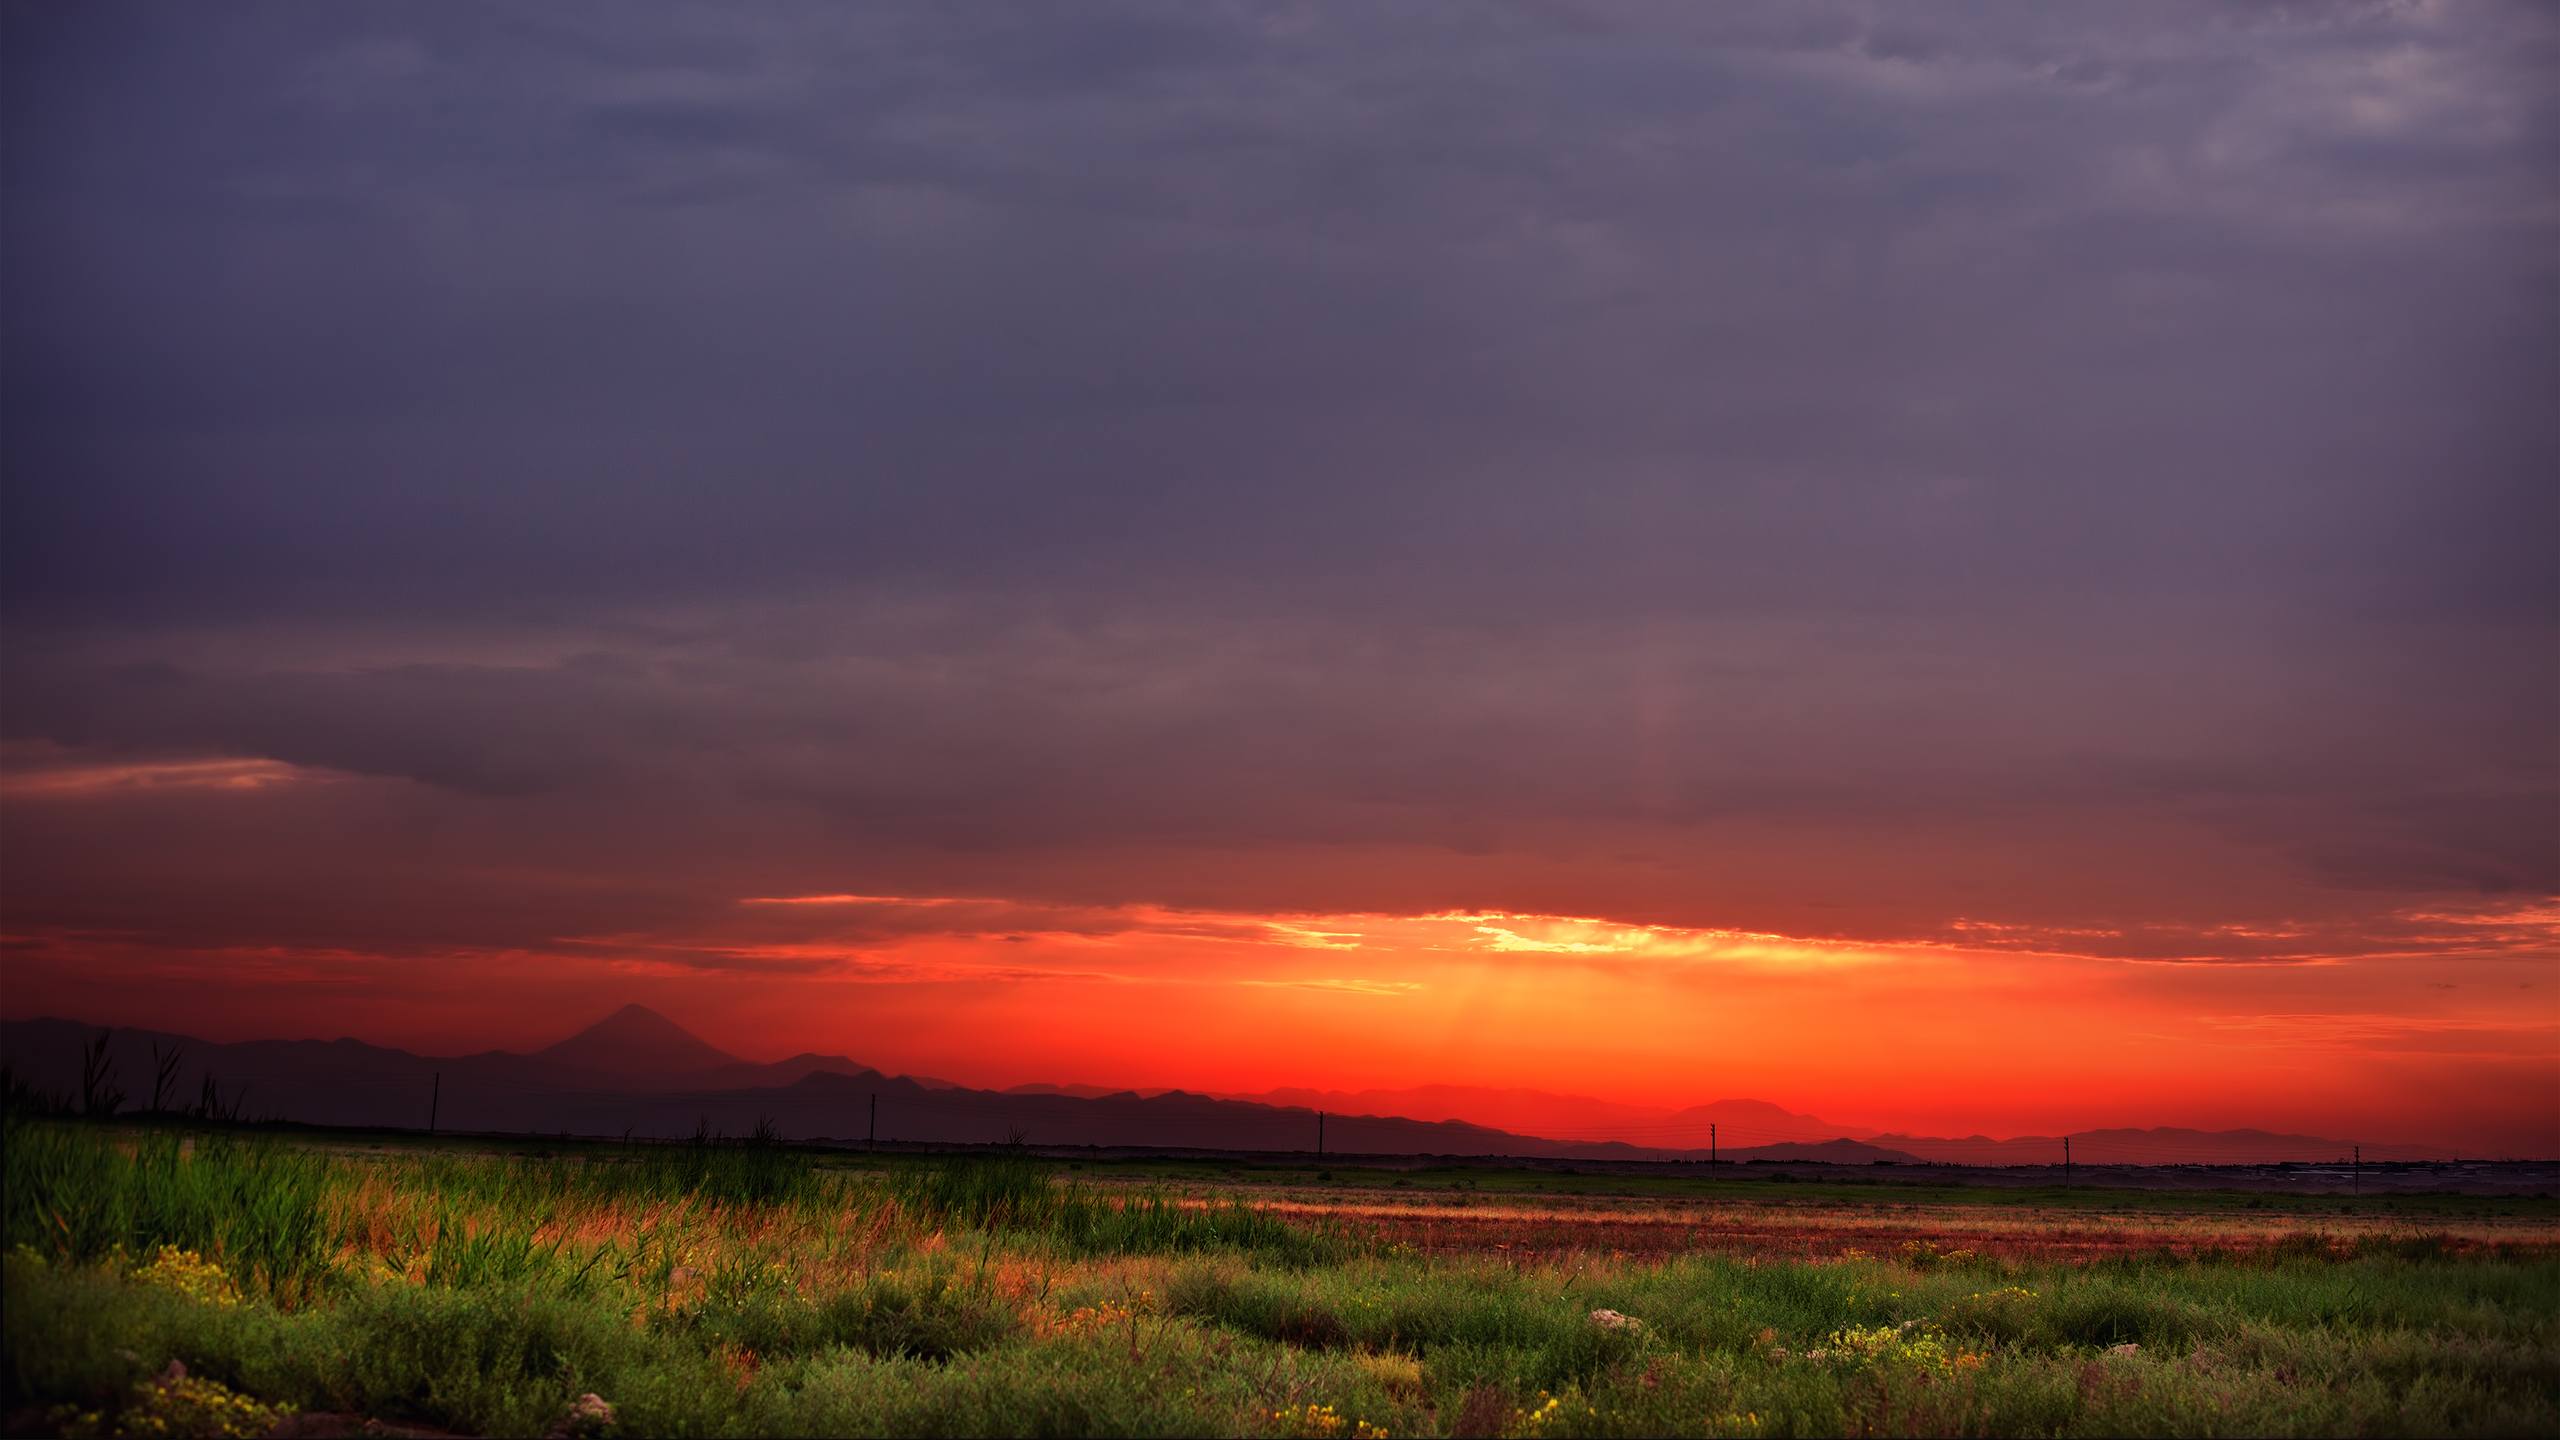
[[6, 832, 2553, 1154]]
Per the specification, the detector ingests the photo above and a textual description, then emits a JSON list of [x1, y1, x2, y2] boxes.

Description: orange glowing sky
[[4, 745, 2553, 1154]]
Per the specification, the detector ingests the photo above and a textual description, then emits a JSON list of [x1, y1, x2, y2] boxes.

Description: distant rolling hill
[[1, 1008, 864, 1124], [1222, 1084, 1858, 1147], [1004, 1082, 1170, 1101], [0, 1006, 2447, 1164], [0, 1008, 1887, 1160], [1867, 1129, 2457, 1165]]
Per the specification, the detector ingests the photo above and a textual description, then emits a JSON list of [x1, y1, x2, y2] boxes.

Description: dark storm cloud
[[3, 601, 2547, 960], [2, 1, 2553, 960]]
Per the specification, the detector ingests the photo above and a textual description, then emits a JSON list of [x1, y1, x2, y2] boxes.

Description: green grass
[[4, 1119, 2556, 1437], [892, 1151, 1345, 1263], [2, 1116, 337, 1298]]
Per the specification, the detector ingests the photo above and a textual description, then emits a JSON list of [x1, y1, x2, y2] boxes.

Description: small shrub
[[1803, 1321, 1984, 1377], [2043, 1286, 2202, 1348], [132, 1247, 242, 1309], [815, 1270, 1020, 1360], [54, 1366, 286, 1440], [1272, 1300, 1352, 1350]]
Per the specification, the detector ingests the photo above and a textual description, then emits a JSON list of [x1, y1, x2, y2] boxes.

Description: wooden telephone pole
[[868, 1093, 877, 1148], [1710, 1123, 1717, 1167], [1317, 1111, 1326, 1159], [2063, 1135, 2072, 1185], [428, 1072, 440, 1135]]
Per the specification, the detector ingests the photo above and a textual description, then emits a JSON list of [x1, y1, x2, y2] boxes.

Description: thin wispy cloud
[[1238, 979, 1425, 999]]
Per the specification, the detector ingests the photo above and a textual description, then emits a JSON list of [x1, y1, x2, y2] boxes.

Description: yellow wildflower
[[132, 1248, 242, 1309]]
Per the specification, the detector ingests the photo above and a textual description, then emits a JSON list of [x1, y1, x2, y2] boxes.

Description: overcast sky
[[2, 2, 2552, 1141]]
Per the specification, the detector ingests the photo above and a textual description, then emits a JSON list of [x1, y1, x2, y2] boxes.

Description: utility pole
[[1710, 1123, 1717, 1168], [1317, 1110, 1326, 1160], [2353, 1144, 2360, 1195], [2063, 1135, 2072, 1185], [428, 1072, 440, 1136], [868, 1093, 877, 1148]]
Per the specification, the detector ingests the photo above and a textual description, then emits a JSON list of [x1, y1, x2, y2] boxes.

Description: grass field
[[5, 1117, 2557, 1438]]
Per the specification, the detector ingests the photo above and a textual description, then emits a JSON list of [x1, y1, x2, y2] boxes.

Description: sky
[[2, 1, 2554, 1153]]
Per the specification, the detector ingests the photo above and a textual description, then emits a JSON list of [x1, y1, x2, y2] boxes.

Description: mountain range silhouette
[[0, 1005, 2454, 1165]]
